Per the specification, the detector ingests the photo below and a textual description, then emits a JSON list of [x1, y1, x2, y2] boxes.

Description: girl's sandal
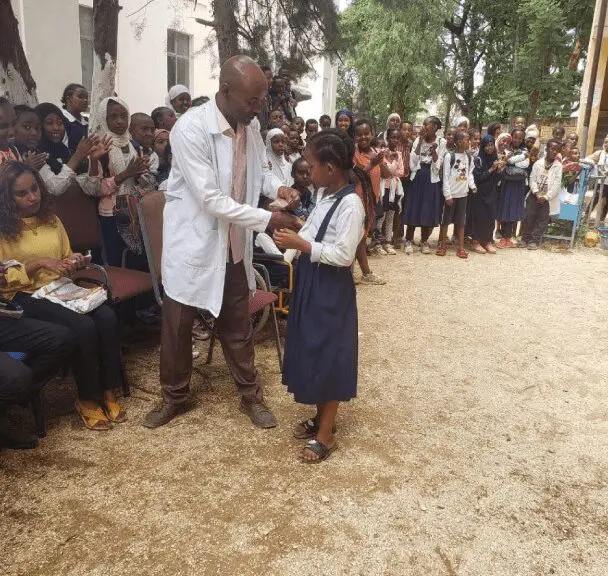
[[299, 439, 336, 464], [456, 248, 469, 259], [75, 401, 112, 431], [293, 417, 337, 440], [436, 244, 447, 257], [103, 400, 127, 424]]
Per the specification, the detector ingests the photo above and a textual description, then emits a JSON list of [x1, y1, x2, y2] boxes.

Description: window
[[167, 30, 190, 89], [79, 6, 94, 92]]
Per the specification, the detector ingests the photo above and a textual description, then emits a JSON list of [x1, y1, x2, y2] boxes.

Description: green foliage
[[339, 0, 450, 122], [341, 0, 595, 125]]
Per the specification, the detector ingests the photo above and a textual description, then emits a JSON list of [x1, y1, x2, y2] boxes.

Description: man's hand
[[537, 195, 547, 204], [277, 186, 301, 210], [273, 228, 309, 252], [268, 210, 301, 232], [445, 198, 454, 207]]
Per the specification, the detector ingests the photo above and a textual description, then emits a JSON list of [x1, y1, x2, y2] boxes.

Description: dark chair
[[53, 183, 154, 396], [54, 184, 154, 306]]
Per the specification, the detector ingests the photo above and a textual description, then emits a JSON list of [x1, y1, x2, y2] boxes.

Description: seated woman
[[0, 161, 126, 431]]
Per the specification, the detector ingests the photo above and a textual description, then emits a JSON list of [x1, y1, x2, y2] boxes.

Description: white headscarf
[[386, 113, 401, 129], [525, 124, 539, 139], [97, 96, 138, 196], [166, 85, 191, 109], [265, 128, 293, 186], [453, 116, 470, 129]]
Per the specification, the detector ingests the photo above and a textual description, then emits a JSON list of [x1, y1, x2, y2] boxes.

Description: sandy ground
[[2, 241, 608, 576]]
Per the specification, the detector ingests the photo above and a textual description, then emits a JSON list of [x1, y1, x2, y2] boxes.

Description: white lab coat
[[162, 98, 281, 316]]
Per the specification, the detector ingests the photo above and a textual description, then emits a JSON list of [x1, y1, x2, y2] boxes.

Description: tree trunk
[[568, 37, 583, 71], [0, 0, 37, 105], [212, 0, 240, 65], [89, 0, 120, 134]]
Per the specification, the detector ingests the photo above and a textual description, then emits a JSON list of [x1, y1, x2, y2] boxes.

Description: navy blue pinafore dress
[[282, 186, 358, 405]]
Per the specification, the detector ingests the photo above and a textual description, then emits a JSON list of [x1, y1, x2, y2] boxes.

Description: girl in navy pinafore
[[274, 129, 364, 464]]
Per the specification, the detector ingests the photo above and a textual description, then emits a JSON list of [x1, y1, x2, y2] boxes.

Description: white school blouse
[[296, 188, 365, 267]]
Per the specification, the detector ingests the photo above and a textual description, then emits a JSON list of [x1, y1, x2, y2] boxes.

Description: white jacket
[[529, 158, 563, 216], [162, 99, 281, 315]]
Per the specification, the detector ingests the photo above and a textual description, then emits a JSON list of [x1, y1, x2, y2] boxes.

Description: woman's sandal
[[293, 417, 337, 440], [75, 400, 112, 431], [103, 399, 127, 424], [436, 243, 447, 257], [299, 439, 337, 464], [456, 248, 469, 259], [471, 242, 486, 254]]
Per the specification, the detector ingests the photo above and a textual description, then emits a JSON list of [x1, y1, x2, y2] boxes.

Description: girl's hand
[[68, 253, 89, 271], [125, 153, 149, 178], [273, 228, 307, 251], [30, 258, 73, 275], [370, 150, 384, 167], [24, 152, 48, 171], [430, 143, 438, 162], [89, 135, 112, 162], [74, 136, 96, 160]]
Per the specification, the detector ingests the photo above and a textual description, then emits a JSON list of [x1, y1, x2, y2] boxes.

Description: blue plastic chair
[[543, 166, 591, 249], [5, 351, 46, 438]]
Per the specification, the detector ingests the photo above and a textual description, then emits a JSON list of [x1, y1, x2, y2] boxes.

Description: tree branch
[[195, 17, 217, 28], [126, 0, 154, 18]]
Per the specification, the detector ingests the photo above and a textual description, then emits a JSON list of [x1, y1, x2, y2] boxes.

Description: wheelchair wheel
[[252, 268, 270, 335]]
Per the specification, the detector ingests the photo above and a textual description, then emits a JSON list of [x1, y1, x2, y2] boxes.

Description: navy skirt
[[497, 179, 526, 222], [282, 254, 358, 404], [402, 164, 443, 227]]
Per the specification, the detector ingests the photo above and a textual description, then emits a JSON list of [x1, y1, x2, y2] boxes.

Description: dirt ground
[[1, 241, 608, 576]]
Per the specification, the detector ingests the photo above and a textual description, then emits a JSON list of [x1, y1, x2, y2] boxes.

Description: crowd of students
[[0, 64, 601, 453], [0, 82, 195, 445]]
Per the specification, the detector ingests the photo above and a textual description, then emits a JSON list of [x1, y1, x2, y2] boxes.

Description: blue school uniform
[[282, 185, 360, 404]]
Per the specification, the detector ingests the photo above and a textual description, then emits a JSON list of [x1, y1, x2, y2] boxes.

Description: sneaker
[[377, 246, 389, 256], [384, 245, 396, 255], [360, 272, 386, 285], [519, 240, 528, 249], [420, 242, 432, 254], [404, 241, 413, 255], [527, 242, 539, 250], [239, 400, 277, 428], [143, 403, 187, 429]]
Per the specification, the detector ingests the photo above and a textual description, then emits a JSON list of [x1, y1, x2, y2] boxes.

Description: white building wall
[[296, 57, 338, 123], [11, 0, 218, 113], [10, 0, 337, 121]]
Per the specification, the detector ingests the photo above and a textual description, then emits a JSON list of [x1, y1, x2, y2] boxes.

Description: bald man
[[144, 56, 300, 429]]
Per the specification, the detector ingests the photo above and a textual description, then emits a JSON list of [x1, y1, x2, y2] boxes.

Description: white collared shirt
[[296, 188, 364, 267]]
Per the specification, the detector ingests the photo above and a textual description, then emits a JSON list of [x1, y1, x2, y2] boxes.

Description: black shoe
[[0, 431, 39, 450], [239, 401, 277, 429], [142, 403, 187, 429]]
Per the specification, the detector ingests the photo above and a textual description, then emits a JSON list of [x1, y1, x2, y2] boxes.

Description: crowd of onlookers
[[0, 61, 605, 450]]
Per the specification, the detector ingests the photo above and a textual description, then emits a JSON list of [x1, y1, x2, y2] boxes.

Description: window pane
[[177, 58, 188, 87], [167, 56, 176, 89], [167, 29, 176, 54], [81, 39, 94, 92], [79, 6, 93, 39], [176, 33, 189, 57]]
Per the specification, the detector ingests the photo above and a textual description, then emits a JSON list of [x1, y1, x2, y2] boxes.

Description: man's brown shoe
[[142, 403, 187, 429], [239, 401, 277, 429]]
